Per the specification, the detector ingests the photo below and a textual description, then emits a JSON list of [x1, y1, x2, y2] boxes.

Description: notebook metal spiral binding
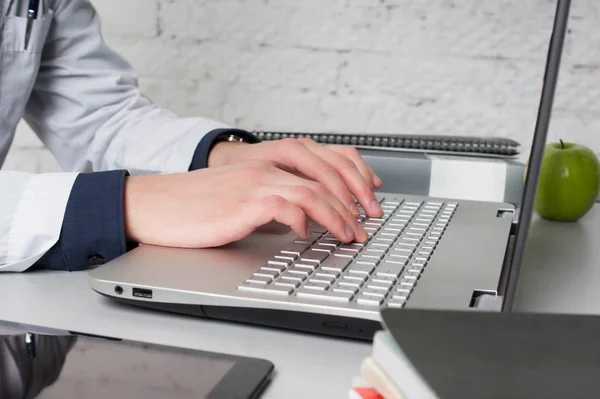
[[252, 131, 521, 158]]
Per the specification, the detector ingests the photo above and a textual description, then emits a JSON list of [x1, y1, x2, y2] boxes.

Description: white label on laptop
[[427, 156, 507, 202]]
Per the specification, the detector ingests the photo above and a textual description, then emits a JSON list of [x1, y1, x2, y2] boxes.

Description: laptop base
[[98, 293, 382, 341]]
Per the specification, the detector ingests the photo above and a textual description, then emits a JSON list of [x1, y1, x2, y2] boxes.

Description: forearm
[[7, 133, 256, 272]]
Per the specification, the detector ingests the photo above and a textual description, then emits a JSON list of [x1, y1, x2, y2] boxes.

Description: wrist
[[123, 175, 147, 243], [207, 141, 248, 168]]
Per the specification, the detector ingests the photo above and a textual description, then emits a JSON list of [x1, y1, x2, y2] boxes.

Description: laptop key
[[371, 275, 396, 285], [275, 254, 297, 263], [343, 274, 368, 283], [363, 227, 378, 234], [294, 263, 317, 270], [308, 280, 332, 289], [387, 298, 406, 308], [354, 257, 379, 267], [381, 256, 407, 267], [321, 255, 352, 272], [273, 279, 301, 288], [394, 288, 411, 297], [363, 250, 385, 260], [399, 278, 415, 287], [261, 264, 286, 272], [281, 242, 310, 256], [301, 283, 326, 292], [356, 296, 384, 306], [386, 222, 406, 229], [366, 283, 391, 293], [415, 218, 433, 224], [287, 267, 312, 277], [396, 239, 417, 247], [409, 263, 426, 271], [376, 262, 404, 278], [333, 249, 357, 259], [253, 269, 279, 279], [246, 275, 272, 285], [317, 239, 339, 248], [338, 280, 362, 289], [280, 272, 305, 282], [390, 247, 412, 256], [331, 283, 359, 295], [374, 238, 394, 245], [300, 250, 329, 264], [401, 270, 421, 280], [368, 242, 391, 251], [296, 289, 353, 303], [313, 272, 337, 282], [340, 243, 365, 250], [269, 258, 292, 266], [348, 263, 376, 275], [313, 244, 334, 254]]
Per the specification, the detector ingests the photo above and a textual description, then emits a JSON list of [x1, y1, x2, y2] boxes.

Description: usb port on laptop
[[132, 288, 152, 299]]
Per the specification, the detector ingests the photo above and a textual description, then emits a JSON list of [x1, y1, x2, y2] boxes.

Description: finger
[[309, 143, 376, 208], [260, 168, 368, 241], [368, 166, 383, 189], [274, 138, 383, 218], [212, 196, 310, 245], [297, 139, 383, 217], [251, 185, 359, 242], [334, 146, 383, 189], [324, 144, 375, 189], [300, 179, 368, 242]]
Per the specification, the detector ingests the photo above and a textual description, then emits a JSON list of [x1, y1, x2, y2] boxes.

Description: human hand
[[124, 162, 369, 248], [208, 138, 384, 219]]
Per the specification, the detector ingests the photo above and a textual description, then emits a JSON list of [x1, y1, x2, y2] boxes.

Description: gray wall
[[4, 0, 599, 172]]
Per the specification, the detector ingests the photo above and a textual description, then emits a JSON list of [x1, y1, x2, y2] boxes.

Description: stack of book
[[348, 308, 600, 399], [348, 330, 437, 399]]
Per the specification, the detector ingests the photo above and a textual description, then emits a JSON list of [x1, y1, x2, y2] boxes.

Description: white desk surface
[[1, 205, 599, 398]]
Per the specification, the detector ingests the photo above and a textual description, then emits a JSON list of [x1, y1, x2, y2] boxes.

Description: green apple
[[528, 140, 600, 222]]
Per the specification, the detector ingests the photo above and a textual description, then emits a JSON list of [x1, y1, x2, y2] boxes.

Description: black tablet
[[6, 333, 273, 399]]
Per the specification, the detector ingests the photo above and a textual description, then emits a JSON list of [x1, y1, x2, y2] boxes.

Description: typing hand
[[207, 138, 384, 219], [123, 162, 369, 248]]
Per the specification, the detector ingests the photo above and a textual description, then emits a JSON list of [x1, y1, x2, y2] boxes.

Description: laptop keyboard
[[237, 196, 458, 308]]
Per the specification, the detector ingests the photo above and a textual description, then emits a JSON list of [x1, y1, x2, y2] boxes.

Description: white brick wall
[[4, 0, 600, 172]]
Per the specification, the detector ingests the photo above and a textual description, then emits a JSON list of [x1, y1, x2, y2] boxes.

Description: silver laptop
[[88, 0, 570, 340]]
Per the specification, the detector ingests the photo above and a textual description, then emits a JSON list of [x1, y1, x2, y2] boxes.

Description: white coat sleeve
[[2, 0, 248, 273], [0, 172, 77, 272], [23, 0, 231, 175]]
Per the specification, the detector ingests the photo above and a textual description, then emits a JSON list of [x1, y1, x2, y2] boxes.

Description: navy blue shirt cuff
[[35, 170, 131, 271], [189, 128, 260, 171]]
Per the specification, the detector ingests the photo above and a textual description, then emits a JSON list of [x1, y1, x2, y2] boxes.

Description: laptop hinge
[[472, 293, 503, 311]]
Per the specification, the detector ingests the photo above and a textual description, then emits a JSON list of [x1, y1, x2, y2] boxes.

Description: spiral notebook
[[252, 131, 521, 158]]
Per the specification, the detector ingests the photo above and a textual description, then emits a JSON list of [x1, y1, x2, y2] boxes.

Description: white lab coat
[[0, 0, 230, 272]]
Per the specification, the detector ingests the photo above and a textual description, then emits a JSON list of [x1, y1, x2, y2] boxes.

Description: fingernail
[[370, 200, 382, 215], [345, 224, 354, 241], [305, 225, 311, 237], [357, 225, 368, 242], [374, 175, 383, 188], [349, 202, 360, 215]]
